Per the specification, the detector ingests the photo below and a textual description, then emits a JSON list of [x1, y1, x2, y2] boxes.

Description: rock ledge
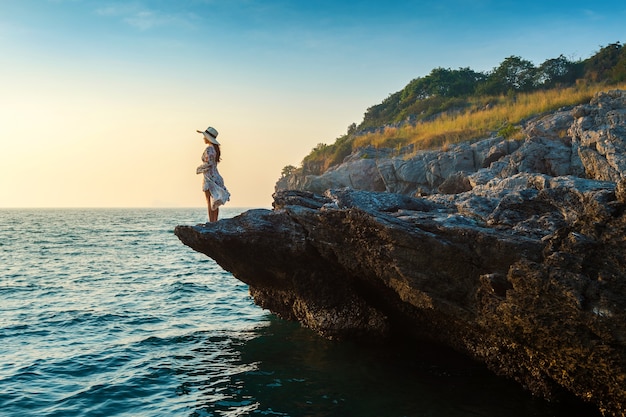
[[175, 91, 626, 416]]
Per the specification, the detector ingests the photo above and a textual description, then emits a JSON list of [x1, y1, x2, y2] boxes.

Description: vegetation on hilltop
[[282, 42, 626, 178]]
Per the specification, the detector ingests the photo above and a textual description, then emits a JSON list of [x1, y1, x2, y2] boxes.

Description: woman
[[196, 126, 230, 222]]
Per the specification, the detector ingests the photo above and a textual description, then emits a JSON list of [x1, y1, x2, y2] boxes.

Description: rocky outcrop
[[175, 90, 626, 416], [277, 90, 626, 197]]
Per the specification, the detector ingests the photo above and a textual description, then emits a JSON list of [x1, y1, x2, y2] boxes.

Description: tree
[[536, 55, 582, 88], [584, 42, 623, 82], [610, 47, 626, 82], [400, 67, 484, 103], [362, 92, 402, 129], [280, 165, 297, 178], [480, 56, 536, 94]]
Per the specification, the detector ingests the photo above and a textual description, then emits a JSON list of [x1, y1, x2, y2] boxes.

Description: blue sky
[[1, 0, 625, 208]]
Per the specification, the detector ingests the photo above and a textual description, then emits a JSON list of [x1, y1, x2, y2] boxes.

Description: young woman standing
[[196, 126, 230, 222]]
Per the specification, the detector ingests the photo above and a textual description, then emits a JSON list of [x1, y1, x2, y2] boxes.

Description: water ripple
[[0, 208, 600, 417]]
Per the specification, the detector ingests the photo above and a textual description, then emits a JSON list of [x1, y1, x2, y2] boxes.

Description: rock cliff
[[175, 90, 626, 416], [276, 90, 626, 197]]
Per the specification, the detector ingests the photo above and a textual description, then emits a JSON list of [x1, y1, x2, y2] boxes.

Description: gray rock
[[177, 90, 626, 417], [279, 90, 626, 198]]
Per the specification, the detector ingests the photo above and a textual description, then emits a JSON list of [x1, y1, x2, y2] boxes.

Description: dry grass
[[352, 82, 626, 153]]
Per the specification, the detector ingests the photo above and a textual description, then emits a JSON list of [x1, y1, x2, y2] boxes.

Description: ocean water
[[0, 208, 600, 417]]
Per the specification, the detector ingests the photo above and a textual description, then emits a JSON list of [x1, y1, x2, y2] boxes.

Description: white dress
[[196, 145, 230, 210]]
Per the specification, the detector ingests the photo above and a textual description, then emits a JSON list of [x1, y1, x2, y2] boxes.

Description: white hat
[[196, 126, 220, 145]]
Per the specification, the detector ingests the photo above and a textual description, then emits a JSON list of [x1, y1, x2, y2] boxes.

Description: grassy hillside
[[283, 42, 626, 178], [353, 82, 626, 152]]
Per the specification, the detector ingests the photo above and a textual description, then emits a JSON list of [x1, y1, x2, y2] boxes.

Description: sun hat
[[196, 126, 220, 145]]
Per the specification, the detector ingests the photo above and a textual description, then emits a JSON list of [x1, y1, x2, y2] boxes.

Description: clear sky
[[1, 0, 624, 208]]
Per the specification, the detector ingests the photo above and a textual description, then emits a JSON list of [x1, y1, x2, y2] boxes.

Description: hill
[[281, 41, 626, 180]]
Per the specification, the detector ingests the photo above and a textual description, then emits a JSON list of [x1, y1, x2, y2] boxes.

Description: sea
[[0, 208, 601, 417]]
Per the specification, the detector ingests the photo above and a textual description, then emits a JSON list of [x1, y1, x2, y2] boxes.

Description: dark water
[[0, 208, 600, 416]]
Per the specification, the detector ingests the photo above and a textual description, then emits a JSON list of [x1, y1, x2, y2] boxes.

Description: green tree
[[362, 92, 402, 129], [479, 56, 536, 94], [280, 165, 297, 178], [610, 48, 626, 82], [400, 67, 484, 103], [584, 42, 623, 82], [536, 55, 582, 88]]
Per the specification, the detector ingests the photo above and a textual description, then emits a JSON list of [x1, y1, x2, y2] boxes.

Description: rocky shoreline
[[175, 90, 626, 416]]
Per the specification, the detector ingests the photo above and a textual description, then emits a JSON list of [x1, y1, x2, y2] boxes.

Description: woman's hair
[[212, 143, 221, 162]]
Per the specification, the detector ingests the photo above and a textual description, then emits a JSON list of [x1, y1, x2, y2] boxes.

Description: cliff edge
[[175, 90, 626, 416]]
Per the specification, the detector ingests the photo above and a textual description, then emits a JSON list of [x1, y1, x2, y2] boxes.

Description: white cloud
[[95, 2, 198, 31], [124, 10, 161, 30], [95, 3, 140, 17]]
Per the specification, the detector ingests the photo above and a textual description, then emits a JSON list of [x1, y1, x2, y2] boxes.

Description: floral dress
[[196, 145, 230, 210]]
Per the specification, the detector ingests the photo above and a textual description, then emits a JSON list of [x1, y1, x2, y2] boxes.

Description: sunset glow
[[1, 0, 625, 208]]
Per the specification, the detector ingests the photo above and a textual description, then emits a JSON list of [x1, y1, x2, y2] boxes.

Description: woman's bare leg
[[211, 207, 219, 222], [204, 190, 213, 222]]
